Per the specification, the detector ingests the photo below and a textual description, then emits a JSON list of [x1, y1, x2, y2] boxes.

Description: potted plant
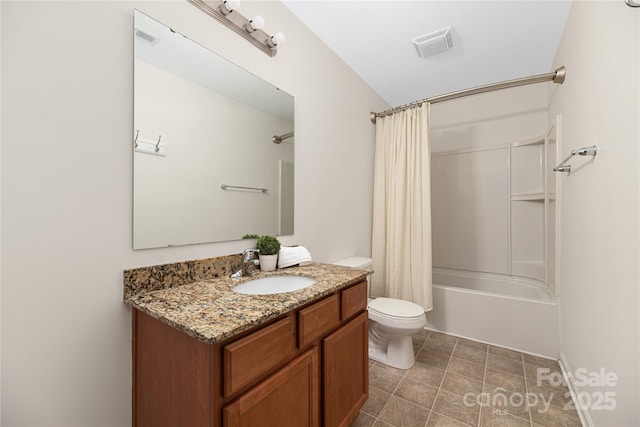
[[256, 235, 281, 272]]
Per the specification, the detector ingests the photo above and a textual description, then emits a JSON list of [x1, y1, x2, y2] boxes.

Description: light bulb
[[246, 15, 265, 32], [270, 32, 286, 46], [221, 0, 240, 15]]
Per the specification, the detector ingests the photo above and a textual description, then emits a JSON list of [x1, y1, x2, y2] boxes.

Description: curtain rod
[[370, 66, 566, 124]]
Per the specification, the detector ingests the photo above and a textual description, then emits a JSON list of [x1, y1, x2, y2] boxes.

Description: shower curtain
[[371, 103, 433, 311]]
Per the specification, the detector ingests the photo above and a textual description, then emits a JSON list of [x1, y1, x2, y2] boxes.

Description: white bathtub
[[426, 268, 559, 357]]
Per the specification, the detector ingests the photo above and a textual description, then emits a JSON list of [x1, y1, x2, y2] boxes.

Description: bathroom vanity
[[124, 256, 369, 427]]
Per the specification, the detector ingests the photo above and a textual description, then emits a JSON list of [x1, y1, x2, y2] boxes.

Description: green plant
[[256, 235, 281, 256], [242, 234, 259, 239]]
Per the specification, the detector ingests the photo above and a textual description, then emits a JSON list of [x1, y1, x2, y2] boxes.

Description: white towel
[[278, 246, 312, 269]]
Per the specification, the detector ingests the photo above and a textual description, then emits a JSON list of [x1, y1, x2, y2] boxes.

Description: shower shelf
[[511, 192, 544, 201], [510, 192, 556, 202], [511, 137, 545, 148], [509, 127, 555, 285]]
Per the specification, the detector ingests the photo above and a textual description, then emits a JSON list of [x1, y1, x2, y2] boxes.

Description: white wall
[[0, 1, 388, 425], [549, 1, 639, 425]]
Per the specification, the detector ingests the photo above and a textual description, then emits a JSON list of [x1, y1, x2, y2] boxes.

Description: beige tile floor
[[352, 329, 582, 427]]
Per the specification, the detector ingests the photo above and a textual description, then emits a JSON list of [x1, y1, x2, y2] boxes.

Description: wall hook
[[134, 132, 167, 157]]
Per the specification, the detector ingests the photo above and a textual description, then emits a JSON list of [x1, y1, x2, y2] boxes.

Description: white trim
[[426, 327, 558, 361], [558, 352, 593, 427], [507, 143, 512, 276], [554, 115, 562, 298]]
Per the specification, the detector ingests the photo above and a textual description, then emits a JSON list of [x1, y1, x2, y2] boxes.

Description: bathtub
[[426, 268, 559, 357]]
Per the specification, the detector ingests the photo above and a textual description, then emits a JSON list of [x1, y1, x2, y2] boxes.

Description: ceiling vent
[[135, 27, 159, 45], [412, 27, 453, 58]]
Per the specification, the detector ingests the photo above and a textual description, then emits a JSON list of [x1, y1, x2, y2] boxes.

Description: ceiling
[[283, 1, 572, 108]]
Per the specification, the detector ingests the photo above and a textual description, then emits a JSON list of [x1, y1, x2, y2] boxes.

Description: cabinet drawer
[[341, 280, 367, 320], [298, 294, 340, 348], [223, 316, 296, 397]]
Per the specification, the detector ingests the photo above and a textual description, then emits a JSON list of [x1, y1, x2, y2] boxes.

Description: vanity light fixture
[[220, 0, 239, 15], [267, 32, 286, 48], [245, 15, 265, 33], [187, 0, 285, 57]]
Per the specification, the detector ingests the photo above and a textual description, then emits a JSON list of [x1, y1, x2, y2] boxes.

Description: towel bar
[[220, 184, 268, 193], [553, 145, 597, 173]]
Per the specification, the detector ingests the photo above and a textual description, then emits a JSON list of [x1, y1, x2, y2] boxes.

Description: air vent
[[412, 27, 453, 58], [135, 27, 159, 45]]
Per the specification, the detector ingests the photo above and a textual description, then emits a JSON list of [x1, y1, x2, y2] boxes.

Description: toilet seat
[[368, 297, 425, 319], [368, 297, 426, 330]]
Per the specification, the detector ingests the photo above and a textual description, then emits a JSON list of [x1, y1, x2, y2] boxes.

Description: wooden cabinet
[[132, 279, 368, 427], [323, 312, 368, 427]]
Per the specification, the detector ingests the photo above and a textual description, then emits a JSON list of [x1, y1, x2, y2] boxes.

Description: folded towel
[[278, 246, 312, 269]]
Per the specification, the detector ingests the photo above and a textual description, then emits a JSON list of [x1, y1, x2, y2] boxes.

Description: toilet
[[333, 257, 427, 369]]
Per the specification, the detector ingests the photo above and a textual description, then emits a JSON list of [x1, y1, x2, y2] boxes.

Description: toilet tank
[[332, 257, 372, 270]]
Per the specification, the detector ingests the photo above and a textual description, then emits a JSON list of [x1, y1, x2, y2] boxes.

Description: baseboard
[[558, 352, 593, 427], [424, 326, 558, 361]]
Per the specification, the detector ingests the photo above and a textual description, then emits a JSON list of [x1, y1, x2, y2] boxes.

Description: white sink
[[232, 275, 316, 295]]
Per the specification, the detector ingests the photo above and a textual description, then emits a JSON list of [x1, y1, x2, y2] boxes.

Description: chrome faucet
[[231, 249, 261, 278]]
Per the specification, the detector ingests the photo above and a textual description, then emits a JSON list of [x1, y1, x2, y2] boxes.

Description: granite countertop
[[124, 262, 368, 345]]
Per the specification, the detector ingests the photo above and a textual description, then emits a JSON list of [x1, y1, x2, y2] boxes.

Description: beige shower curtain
[[371, 103, 433, 311]]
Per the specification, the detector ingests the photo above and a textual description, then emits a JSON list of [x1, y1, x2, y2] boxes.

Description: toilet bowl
[[333, 257, 427, 370]]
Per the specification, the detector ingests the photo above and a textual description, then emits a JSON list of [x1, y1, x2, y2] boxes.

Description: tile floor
[[352, 329, 582, 427]]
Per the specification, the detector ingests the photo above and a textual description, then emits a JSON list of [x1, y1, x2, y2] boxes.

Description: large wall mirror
[[133, 10, 294, 250]]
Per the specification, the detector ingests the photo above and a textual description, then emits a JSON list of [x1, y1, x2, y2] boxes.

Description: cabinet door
[[323, 312, 368, 427], [223, 347, 319, 427]]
